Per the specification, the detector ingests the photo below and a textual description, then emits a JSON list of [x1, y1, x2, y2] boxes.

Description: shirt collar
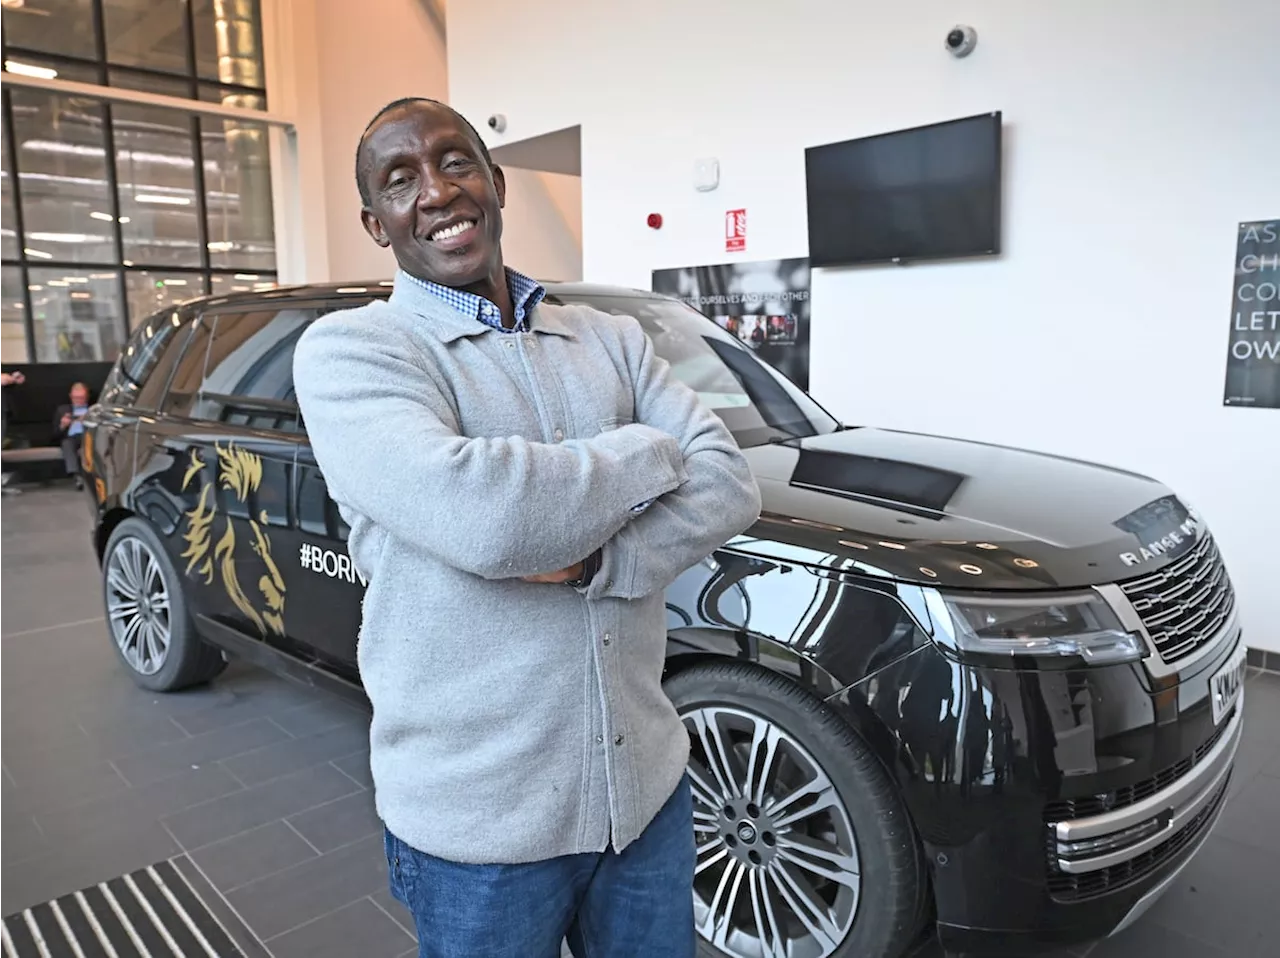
[[392, 267, 571, 342]]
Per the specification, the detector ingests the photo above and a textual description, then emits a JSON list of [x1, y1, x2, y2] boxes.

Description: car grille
[[1119, 532, 1235, 663], [1046, 773, 1229, 903], [1042, 707, 1235, 823]]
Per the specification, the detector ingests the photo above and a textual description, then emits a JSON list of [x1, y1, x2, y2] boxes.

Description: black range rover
[[82, 281, 1246, 958]]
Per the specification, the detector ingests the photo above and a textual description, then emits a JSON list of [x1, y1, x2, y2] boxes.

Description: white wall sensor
[[694, 158, 720, 192]]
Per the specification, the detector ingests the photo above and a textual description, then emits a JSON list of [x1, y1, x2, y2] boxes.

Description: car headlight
[[928, 590, 1145, 665]]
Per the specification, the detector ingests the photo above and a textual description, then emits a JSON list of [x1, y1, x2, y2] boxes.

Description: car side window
[[159, 315, 215, 417], [294, 299, 367, 436], [110, 310, 195, 410], [297, 464, 352, 540], [190, 307, 315, 433]]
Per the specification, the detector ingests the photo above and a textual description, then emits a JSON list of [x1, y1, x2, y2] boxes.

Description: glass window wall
[[10, 87, 119, 266], [28, 266, 123, 362], [2, 265, 29, 362], [113, 102, 204, 267], [192, 1, 266, 88], [1, 0, 274, 363], [103, 0, 190, 76], [124, 269, 206, 328], [0, 0, 97, 62], [203, 116, 275, 270]]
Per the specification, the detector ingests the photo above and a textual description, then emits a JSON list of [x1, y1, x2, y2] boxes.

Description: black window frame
[[0, 0, 275, 363]]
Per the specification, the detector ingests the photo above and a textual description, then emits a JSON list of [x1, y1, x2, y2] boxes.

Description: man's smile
[[428, 219, 479, 248]]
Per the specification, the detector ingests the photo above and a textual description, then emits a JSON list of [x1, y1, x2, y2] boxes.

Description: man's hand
[[521, 561, 585, 585], [60, 413, 73, 429]]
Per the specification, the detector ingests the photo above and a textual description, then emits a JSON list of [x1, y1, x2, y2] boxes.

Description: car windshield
[[556, 293, 841, 448]]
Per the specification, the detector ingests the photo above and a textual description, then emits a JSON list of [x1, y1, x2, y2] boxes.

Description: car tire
[[102, 517, 226, 692], [664, 660, 926, 958]]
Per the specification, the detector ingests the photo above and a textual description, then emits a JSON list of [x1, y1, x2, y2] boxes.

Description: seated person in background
[[53, 381, 91, 489]]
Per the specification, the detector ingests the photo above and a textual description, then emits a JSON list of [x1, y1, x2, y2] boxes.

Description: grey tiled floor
[[3, 485, 1279, 958], [2, 487, 415, 957]]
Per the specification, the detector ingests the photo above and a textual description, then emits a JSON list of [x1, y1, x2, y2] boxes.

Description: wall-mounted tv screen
[[804, 111, 1002, 267]]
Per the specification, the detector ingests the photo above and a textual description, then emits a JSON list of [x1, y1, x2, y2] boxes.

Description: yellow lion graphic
[[181, 444, 287, 638]]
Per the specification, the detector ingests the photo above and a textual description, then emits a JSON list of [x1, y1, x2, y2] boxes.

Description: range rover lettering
[[82, 282, 1246, 958]]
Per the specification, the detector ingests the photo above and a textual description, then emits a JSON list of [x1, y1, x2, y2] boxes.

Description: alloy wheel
[[683, 705, 861, 958], [105, 535, 172, 676]]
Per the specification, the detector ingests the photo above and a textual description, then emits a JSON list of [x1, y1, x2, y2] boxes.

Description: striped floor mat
[[2, 861, 246, 957]]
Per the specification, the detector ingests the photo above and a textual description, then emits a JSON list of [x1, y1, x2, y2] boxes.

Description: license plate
[[1210, 644, 1247, 726]]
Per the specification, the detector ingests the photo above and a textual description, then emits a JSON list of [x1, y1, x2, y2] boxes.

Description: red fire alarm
[[646, 213, 663, 230]]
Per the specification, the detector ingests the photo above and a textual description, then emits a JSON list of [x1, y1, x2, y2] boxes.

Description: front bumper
[[845, 620, 1245, 955], [937, 706, 1240, 955], [1048, 707, 1238, 881]]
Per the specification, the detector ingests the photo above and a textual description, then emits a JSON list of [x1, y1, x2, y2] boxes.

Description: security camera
[[945, 25, 978, 58], [487, 114, 507, 133]]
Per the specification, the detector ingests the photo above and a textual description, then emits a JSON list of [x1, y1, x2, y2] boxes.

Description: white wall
[[500, 169, 583, 282], [310, 0, 448, 281], [448, 0, 1280, 650], [261, 0, 332, 284], [268, 0, 578, 284]]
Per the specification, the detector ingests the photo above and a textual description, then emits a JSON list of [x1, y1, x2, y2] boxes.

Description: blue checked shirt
[[401, 267, 655, 516], [401, 266, 546, 332]]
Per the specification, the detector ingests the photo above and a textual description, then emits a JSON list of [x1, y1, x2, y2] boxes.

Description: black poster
[[1223, 219, 1280, 409], [652, 257, 811, 391]]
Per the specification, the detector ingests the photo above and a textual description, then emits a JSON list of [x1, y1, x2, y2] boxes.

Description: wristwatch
[[564, 549, 603, 588]]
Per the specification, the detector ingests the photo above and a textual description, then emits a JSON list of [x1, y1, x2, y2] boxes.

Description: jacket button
[[602, 634, 611, 646], [596, 735, 604, 744], [553, 428, 564, 441], [614, 735, 625, 746]]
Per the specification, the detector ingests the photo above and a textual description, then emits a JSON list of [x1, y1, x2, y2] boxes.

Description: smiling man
[[291, 98, 761, 957]]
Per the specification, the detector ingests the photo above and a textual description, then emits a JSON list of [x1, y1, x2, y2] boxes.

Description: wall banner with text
[[1223, 219, 1280, 409], [652, 257, 811, 391]]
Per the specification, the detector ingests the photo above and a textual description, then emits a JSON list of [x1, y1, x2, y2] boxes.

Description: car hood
[[734, 427, 1202, 590]]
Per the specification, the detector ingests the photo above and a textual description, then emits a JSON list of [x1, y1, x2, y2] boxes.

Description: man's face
[[359, 105, 506, 289], [71, 385, 88, 405]]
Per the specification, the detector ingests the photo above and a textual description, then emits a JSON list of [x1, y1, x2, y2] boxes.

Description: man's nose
[[417, 169, 457, 209]]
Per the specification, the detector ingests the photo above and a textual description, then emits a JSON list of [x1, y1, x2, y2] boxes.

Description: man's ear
[[492, 164, 506, 209], [361, 208, 391, 248]]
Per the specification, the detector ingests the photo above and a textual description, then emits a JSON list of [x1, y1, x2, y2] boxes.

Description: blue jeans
[[384, 777, 696, 958]]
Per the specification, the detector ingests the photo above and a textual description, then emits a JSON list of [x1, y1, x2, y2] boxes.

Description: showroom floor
[[2, 486, 1277, 958]]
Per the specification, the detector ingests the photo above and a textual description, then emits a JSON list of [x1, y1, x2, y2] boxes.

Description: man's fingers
[[521, 561, 586, 585], [522, 570, 576, 584]]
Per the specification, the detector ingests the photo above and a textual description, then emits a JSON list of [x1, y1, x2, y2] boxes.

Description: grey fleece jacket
[[291, 271, 762, 864]]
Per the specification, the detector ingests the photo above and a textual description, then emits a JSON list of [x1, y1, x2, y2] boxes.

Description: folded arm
[[292, 314, 688, 580], [583, 319, 762, 601]]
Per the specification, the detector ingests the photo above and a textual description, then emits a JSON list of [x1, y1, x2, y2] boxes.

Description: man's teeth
[[431, 221, 476, 241]]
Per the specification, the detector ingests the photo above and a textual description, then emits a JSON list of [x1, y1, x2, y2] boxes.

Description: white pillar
[[260, 0, 332, 284]]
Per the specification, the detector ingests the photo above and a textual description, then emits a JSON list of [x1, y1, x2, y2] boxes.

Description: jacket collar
[[388, 269, 576, 344]]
